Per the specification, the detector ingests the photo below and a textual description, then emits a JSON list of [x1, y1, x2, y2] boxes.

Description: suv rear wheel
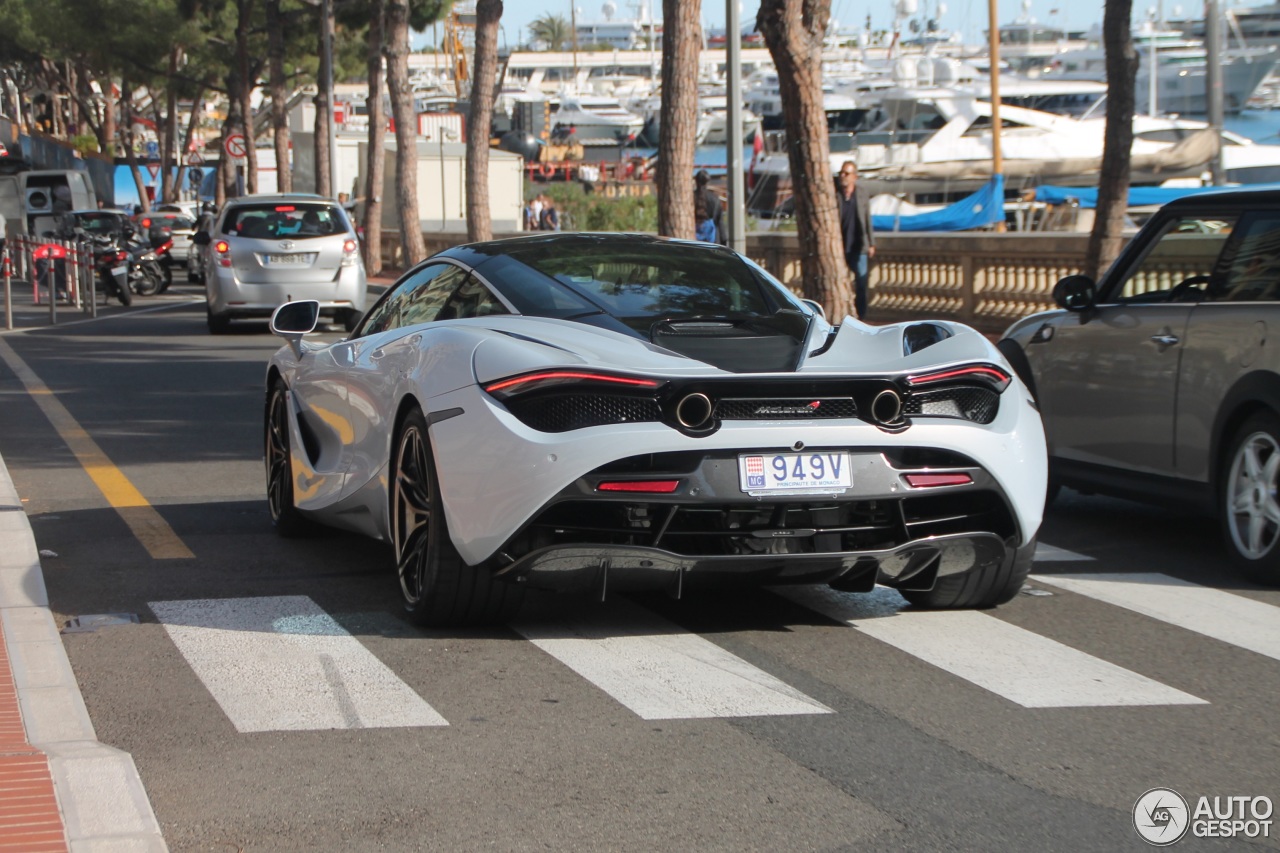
[[1221, 412, 1280, 586]]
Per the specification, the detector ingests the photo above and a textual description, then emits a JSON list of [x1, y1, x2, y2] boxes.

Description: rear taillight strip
[[906, 364, 1011, 391], [485, 371, 660, 395]]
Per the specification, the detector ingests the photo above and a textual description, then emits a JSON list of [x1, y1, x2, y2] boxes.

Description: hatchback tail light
[[341, 238, 359, 266], [214, 240, 231, 267]]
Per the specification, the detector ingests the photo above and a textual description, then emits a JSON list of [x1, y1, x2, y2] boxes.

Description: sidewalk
[[0, 450, 167, 850]]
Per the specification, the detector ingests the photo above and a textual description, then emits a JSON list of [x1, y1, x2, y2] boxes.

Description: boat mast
[[987, 0, 1005, 230]]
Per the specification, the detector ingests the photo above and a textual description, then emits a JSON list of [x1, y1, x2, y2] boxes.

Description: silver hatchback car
[[1000, 187, 1280, 587], [195, 194, 367, 333]]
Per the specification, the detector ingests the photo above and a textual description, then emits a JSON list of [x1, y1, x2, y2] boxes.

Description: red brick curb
[[0, 629, 67, 852]]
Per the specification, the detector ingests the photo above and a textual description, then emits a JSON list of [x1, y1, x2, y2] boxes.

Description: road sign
[[224, 133, 247, 161], [186, 150, 204, 167], [145, 141, 159, 158], [145, 163, 161, 180]]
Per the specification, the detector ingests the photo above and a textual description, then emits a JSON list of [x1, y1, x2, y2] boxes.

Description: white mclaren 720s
[[264, 233, 1047, 626]]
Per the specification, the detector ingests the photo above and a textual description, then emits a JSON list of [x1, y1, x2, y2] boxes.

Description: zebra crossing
[[148, 544, 1279, 733]]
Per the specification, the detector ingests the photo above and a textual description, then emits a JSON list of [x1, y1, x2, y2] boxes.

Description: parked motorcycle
[[86, 235, 134, 306], [127, 231, 171, 297]]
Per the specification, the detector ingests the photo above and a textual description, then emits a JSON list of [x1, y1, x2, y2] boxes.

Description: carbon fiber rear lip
[[495, 531, 1009, 594]]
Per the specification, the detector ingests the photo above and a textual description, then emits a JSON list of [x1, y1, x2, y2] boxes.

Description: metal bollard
[[3, 247, 11, 331]]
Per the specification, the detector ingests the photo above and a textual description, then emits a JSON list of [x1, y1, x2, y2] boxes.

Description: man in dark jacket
[[837, 161, 875, 319]]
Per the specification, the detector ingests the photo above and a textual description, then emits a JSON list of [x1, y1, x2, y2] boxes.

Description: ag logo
[[1134, 788, 1191, 845]]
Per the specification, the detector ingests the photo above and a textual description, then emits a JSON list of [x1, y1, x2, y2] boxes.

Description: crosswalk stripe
[[775, 586, 1206, 708], [1032, 573, 1280, 663], [150, 597, 449, 732], [1034, 543, 1095, 562], [511, 598, 833, 720]]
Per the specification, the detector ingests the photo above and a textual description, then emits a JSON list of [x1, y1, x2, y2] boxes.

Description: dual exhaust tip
[[672, 389, 905, 431]]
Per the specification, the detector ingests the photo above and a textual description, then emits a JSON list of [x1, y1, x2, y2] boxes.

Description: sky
[[475, 0, 1147, 51]]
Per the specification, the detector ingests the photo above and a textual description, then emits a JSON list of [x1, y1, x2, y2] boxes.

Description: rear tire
[[207, 307, 231, 334], [899, 537, 1035, 609], [109, 273, 133, 306], [392, 408, 524, 626], [1220, 412, 1280, 586], [134, 267, 163, 296], [264, 380, 313, 537]]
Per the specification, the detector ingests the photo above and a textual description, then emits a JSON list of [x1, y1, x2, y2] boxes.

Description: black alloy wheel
[[265, 380, 310, 536], [391, 408, 523, 627]]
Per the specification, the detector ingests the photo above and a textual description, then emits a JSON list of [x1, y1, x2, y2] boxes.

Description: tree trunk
[[466, 0, 502, 242], [364, 0, 387, 274], [220, 91, 241, 204], [103, 78, 116, 158], [237, 0, 259, 194], [657, 0, 700, 238], [174, 85, 206, 203], [314, 0, 335, 197], [758, 0, 852, 319], [1086, 0, 1138, 282], [386, 0, 426, 264], [119, 81, 150, 213], [267, 0, 292, 194], [162, 51, 179, 202]]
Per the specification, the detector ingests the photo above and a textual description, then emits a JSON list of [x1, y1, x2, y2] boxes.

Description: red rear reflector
[[141, 218, 151, 227], [907, 365, 1010, 388], [275, 205, 296, 212], [486, 371, 661, 394], [597, 480, 681, 493], [904, 473, 973, 488]]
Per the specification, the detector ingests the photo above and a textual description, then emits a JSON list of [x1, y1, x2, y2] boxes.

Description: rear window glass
[[499, 242, 803, 331], [143, 213, 196, 230], [221, 203, 347, 240], [67, 213, 126, 235]]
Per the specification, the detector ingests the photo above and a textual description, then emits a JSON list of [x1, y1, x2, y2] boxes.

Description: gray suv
[[1000, 187, 1280, 586]]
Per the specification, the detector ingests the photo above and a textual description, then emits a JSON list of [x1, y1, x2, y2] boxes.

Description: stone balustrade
[[381, 229, 1111, 335]]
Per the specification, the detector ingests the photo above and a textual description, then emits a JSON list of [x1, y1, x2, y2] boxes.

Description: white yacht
[[746, 88, 1217, 216], [1041, 23, 1279, 114], [549, 95, 647, 143]]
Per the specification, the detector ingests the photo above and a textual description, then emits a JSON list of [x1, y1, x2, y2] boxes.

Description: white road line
[[1033, 573, 1280, 663], [150, 596, 448, 732], [511, 599, 833, 720], [775, 586, 1206, 708], [1034, 543, 1095, 562]]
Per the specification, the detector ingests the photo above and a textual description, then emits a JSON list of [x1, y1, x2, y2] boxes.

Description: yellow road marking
[[0, 337, 195, 559]]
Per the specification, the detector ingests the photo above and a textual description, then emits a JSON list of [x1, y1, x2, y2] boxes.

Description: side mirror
[[270, 301, 320, 358], [192, 231, 211, 246], [801, 298, 826, 319], [1053, 274, 1097, 312]]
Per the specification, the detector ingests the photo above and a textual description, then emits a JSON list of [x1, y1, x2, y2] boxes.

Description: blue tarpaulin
[[871, 175, 1005, 232], [1034, 183, 1280, 208]]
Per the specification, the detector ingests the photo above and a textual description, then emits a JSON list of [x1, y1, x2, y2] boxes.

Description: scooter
[[87, 235, 134, 306]]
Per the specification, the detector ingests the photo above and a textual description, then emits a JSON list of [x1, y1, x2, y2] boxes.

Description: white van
[[0, 170, 98, 238]]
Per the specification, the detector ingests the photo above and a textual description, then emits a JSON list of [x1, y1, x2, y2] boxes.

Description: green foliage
[[528, 13, 570, 51], [530, 180, 658, 233], [71, 134, 99, 154]]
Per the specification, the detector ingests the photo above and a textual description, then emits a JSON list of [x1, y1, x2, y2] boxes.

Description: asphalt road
[[0, 286, 1277, 852]]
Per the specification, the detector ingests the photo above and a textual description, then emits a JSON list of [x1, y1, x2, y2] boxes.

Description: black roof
[[1161, 185, 1280, 211]]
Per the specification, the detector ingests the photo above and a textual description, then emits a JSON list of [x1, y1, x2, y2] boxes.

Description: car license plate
[[265, 253, 310, 265], [738, 452, 852, 494], [110, 265, 127, 277]]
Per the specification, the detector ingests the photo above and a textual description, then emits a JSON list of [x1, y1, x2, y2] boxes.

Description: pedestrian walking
[[693, 170, 723, 244], [837, 161, 876, 319], [538, 195, 560, 231]]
